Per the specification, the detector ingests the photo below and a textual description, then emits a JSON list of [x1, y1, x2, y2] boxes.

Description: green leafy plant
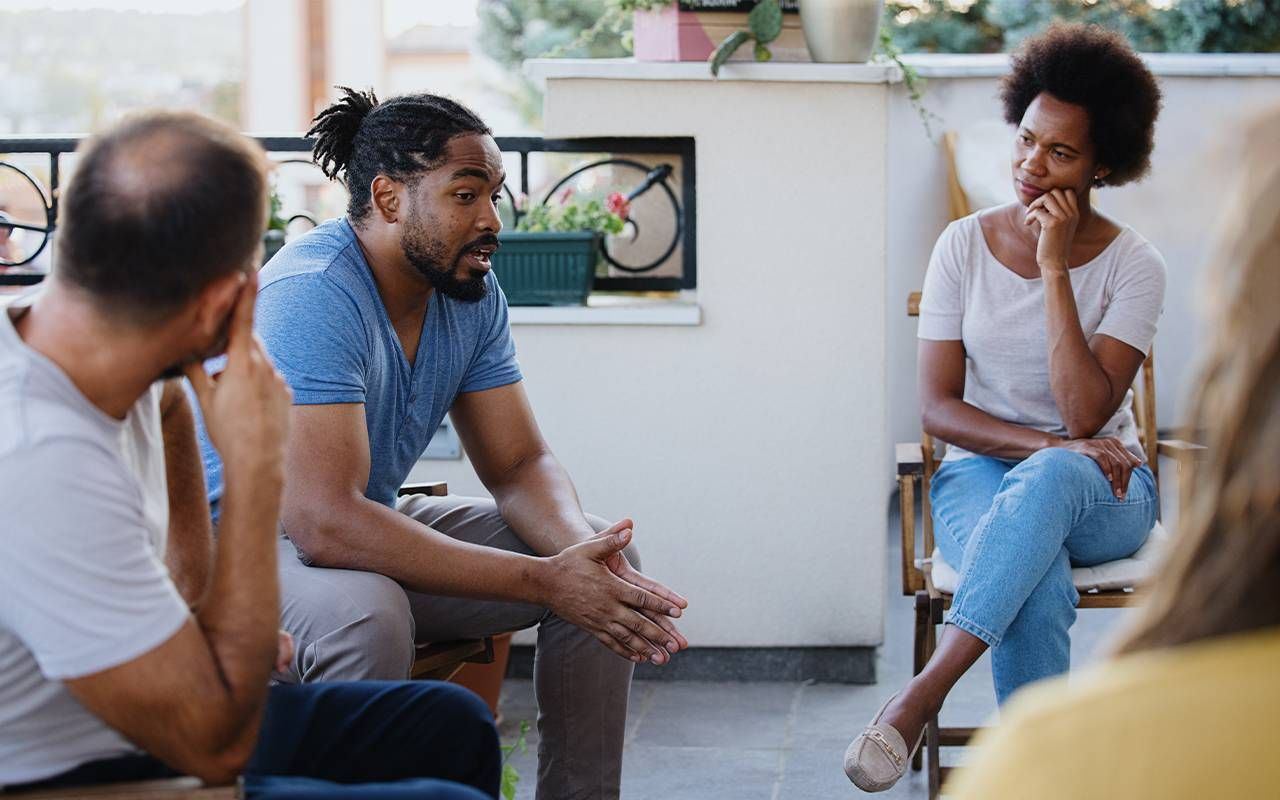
[[262, 185, 289, 265], [884, 0, 1280, 54], [876, 25, 943, 140], [500, 720, 531, 800], [515, 189, 628, 236], [710, 0, 784, 76], [267, 185, 287, 232]]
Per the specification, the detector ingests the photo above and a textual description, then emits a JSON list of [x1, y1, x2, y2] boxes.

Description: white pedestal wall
[[411, 62, 895, 649]]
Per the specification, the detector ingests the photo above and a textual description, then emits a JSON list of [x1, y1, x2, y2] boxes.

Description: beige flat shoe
[[843, 694, 923, 792]]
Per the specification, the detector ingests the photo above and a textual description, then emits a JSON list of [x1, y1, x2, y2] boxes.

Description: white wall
[[412, 62, 895, 649], [243, 0, 307, 131], [885, 54, 1280, 450]]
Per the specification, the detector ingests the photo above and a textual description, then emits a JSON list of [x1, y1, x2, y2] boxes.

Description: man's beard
[[401, 214, 491, 303]]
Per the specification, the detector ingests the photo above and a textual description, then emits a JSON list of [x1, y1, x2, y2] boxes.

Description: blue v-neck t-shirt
[[197, 218, 522, 512]]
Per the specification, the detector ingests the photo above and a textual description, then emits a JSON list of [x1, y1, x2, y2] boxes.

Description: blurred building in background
[[243, 0, 529, 134], [0, 0, 530, 137]]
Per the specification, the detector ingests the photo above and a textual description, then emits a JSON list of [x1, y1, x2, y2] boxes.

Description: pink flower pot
[[633, 4, 811, 63]]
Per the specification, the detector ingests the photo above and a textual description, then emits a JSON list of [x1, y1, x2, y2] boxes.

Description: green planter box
[[493, 230, 600, 306]]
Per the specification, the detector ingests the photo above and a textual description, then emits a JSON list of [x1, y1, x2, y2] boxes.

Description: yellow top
[[946, 626, 1280, 799]]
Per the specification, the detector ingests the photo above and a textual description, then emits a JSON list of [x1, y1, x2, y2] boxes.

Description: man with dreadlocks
[[195, 88, 689, 800]]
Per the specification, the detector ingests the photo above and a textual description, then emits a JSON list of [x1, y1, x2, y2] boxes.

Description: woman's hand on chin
[[1024, 188, 1080, 276]]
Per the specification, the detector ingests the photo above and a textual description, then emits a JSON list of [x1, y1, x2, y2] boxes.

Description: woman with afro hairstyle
[[846, 23, 1166, 793], [948, 106, 1280, 800]]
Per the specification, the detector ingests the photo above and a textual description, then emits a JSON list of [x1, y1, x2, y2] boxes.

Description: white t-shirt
[[918, 212, 1167, 461], [0, 298, 189, 785]]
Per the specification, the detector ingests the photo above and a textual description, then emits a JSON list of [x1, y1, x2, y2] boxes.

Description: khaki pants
[[274, 494, 636, 800]]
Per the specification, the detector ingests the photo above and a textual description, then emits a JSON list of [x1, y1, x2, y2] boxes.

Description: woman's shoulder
[[1099, 222, 1168, 287], [1098, 216, 1163, 262], [930, 209, 992, 270], [942, 208, 989, 241], [945, 204, 1027, 252]]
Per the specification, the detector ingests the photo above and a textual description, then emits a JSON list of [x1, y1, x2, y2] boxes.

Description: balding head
[[58, 111, 268, 323]]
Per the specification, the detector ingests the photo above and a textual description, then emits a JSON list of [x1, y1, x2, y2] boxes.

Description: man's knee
[[296, 572, 415, 681], [584, 511, 641, 571]]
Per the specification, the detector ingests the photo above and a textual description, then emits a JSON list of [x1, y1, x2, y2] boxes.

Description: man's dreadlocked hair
[[307, 86, 491, 224]]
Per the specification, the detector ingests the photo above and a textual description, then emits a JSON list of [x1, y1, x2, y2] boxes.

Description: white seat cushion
[[928, 520, 1170, 595]]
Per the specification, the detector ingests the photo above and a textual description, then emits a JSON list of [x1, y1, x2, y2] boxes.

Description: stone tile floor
[[497, 500, 1150, 799]]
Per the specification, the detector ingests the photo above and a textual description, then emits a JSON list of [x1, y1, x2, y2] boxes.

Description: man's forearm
[[489, 452, 596, 556], [161, 386, 214, 607], [192, 467, 282, 730], [292, 494, 556, 604]]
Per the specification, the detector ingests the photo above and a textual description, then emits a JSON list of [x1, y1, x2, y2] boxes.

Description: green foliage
[[499, 720, 530, 800], [710, 30, 753, 74], [516, 194, 627, 235], [616, 0, 675, 9], [884, 0, 1003, 54], [478, 0, 628, 66], [749, 0, 785, 43], [885, 0, 1280, 54], [476, 0, 632, 126], [1158, 0, 1280, 52], [877, 25, 943, 138], [710, 0, 785, 76], [267, 186, 287, 232]]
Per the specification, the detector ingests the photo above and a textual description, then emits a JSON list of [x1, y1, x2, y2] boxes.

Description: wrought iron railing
[[0, 135, 696, 292]]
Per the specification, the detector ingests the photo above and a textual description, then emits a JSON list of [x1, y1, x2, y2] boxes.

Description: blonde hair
[[1116, 109, 1280, 654]]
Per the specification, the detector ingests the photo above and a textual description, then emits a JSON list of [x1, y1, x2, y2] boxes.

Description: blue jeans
[[931, 448, 1158, 704], [11, 682, 499, 799]]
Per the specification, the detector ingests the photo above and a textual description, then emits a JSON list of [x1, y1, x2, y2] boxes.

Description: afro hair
[[1000, 23, 1162, 187]]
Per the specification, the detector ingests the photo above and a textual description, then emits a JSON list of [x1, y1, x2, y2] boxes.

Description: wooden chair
[[898, 292, 1205, 798], [9, 482, 494, 800]]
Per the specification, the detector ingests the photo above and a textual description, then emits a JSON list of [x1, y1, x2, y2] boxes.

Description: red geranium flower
[[606, 191, 631, 220]]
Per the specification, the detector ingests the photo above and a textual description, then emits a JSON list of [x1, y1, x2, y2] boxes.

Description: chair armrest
[[897, 442, 925, 476], [1156, 439, 1208, 461], [398, 481, 449, 497], [1157, 439, 1208, 519]]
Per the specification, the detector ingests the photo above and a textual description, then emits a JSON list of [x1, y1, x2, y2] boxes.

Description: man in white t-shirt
[[0, 111, 498, 798]]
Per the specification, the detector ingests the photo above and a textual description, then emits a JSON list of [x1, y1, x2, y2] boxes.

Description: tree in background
[[476, 0, 629, 126], [885, 0, 1004, 53], [1157, 0, 1280, 52], [887, 0, 1280, 53]]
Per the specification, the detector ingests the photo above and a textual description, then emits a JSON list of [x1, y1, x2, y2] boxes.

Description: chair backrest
[[943, 131, 971, 221]]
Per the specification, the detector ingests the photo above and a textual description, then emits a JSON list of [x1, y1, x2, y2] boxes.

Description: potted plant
[[262, 185, 287, 265], [626, 0, 937, 135], [629, 0, 809, 66], [495, 189, 628, 306]]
